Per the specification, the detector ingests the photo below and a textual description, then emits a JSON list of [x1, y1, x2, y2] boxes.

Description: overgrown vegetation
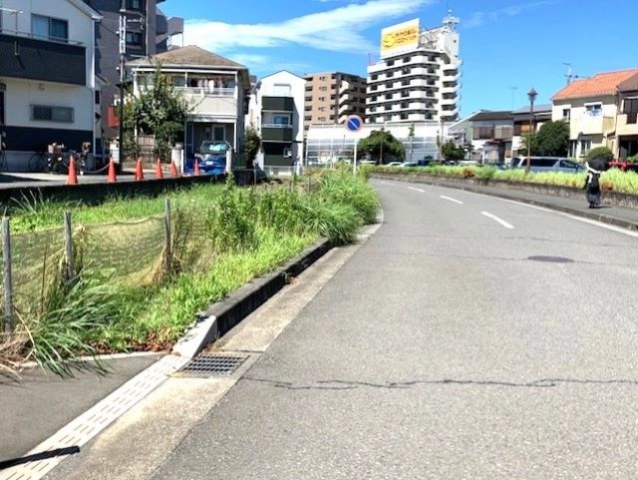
[[1, 170, 378, 379], [368, 162, 638, 195]]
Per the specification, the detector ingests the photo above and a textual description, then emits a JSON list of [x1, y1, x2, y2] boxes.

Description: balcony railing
[[262, 124, 293, 143], [0, 32, 86, 85]]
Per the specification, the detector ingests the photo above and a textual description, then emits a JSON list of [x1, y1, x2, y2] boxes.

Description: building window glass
[[585, 103, 602, 116], [127, 0, 142, 9], [623, 98, 638, 124], [32, 14, 68, 42], [126, 32, 142, 45], [31, 105, 74, 123]]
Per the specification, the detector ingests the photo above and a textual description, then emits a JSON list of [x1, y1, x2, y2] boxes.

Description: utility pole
[[118, 4, 126, 169]]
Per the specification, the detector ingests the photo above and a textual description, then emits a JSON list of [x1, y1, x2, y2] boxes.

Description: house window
[[32, 14, 68, 42], [623, 98, 638, 124], [318, 96, 325, 102], [403, 56, 411, 63], [562, 108, 570, 121], [371, 74, 378, 81], [318, 106, 325, 112], [213, 127, 225, 141], [400, 113, 408, 120], [580, 139, 592, 155], [31, 105, 74, 123], [585, 103, 602, 116], [273, 115, 290, 126], [126, 0, 142, 10], [319, 86, 327, 92], [387, 60, 394, 66], [126, 32, 142, 45]]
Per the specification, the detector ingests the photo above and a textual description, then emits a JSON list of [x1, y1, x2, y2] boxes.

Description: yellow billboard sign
[[380, 19, 420, 58]]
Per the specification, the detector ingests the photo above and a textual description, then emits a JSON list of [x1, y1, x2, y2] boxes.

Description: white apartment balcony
[[441, 83, 458, 94], [338, 103, 351, 115], [177, 87, 239, 118], [401, 67, 438, 77], [570, 113, 615, 137], [441, 96, 457, 106], [409, 79, 438, 88]]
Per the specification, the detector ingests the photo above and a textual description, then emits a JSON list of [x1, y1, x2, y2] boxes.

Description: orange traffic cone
[[67, 157, 78, 185], [170, 159, 179, 178], [107, 158, 117, 183], [194, 158, 200, 176], [155, 158, 164, 179], [134, 157, 144, 181]]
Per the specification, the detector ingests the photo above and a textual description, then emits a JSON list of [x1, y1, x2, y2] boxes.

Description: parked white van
[[512, 156, 585, 173]]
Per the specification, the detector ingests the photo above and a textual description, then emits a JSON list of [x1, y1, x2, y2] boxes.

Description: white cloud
[[182, 0, 435, 56], [464, 1, 557, 29]]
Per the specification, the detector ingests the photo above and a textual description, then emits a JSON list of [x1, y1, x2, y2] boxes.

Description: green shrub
[[628, 153, 638, 163], [586, 146, 614, 162]]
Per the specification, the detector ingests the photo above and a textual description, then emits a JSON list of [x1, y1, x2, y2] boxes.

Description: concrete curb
[[372, 173, 638, 232], [172, 238, 333, 359]]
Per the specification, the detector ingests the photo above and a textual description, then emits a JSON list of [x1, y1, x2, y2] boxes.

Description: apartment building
[[127, 45, 251, 157], [303, 72, 366, 131], [83, 0, 184, 150], [248, 71, 305, 169], [0, 0, 101, 169], [552, 69, 638, 159], [366, 12, 461, 125]]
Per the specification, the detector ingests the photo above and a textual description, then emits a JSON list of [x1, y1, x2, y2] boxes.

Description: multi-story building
[[303, 72, 366, 131], [366, 12, 461, 125], [615, 73, 638, 159], [248, 70, 306, 170], [84, 0, 184, 151], [127, 45, 251, 158], [552, 69, 638, 159], [511, 104, 551, 158], [0, 0, 101, 170]]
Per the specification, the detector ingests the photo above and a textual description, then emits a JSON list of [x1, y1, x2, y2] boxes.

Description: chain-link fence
[[0, 200, 216, 335]]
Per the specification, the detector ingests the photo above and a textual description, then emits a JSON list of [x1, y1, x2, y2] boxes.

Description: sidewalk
[[2, 177, 638, 478]]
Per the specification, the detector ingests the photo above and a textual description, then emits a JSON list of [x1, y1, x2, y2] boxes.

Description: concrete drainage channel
[[0, 239, 333, 480]]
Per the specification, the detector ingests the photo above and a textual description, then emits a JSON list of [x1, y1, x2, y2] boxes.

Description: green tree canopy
[[585, 146, 614, 162], [441, 141, 466, 161], [357, 129, 405, 164], [536, 121, 569, 156], [244, 125, 261, 167], [123, 63, 191, 161]]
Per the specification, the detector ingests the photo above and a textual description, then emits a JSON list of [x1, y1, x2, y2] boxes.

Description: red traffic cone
[[194, 158, 200, 176], [155, 158, 164, 179], [170, 159, 179, 178], [67, 157, 78, 185], [134, 157, 144, 181], [107, 158, 117, 183]]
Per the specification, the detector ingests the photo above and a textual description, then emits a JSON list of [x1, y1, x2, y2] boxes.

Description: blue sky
[[160, 0, 638, 117]]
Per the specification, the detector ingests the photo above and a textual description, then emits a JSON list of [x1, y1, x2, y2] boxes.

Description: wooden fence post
[[64, 211, 73, 281], [164, 198, 172, 273], [2, 217, 13, 334]]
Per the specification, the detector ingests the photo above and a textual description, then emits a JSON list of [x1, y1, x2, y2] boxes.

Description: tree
[[357, 130, 405, 163], [519, 132, 540, 156], [441, 141, 466, 161], [244, 125, 261, 167], [123, 63, 191, 162], [536, 121, 569, 156]]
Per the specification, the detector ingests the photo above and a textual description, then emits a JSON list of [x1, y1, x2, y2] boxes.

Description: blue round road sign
[[345, 115, 363, 132]]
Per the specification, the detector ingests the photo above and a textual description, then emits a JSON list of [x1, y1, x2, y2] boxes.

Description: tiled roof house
[[551, 68, 638, 159]]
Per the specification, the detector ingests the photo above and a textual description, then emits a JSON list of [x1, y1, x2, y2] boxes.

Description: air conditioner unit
[[284, 148, 292, 158]]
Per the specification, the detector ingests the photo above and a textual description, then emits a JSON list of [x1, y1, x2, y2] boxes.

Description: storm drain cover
[[180, 354, 247, 376], [528, 255, 574, 264]]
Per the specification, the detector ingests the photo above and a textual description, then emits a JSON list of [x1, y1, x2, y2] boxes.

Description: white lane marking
[[440, 195, 463, 205], [408, 186, 425, 193], [481, 211, 515, 229]]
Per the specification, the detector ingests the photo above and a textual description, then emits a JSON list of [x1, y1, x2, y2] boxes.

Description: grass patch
[[1, 170, 379, 377]]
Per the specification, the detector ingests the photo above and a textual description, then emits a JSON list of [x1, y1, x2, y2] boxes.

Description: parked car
[[385, 161, 403, 167], [190, 140, 231, 175], [513, 156, 585, 173]]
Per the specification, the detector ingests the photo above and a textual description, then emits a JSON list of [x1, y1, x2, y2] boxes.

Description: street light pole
[[526, 87, 538, 174], [118, 6, 126, 169]]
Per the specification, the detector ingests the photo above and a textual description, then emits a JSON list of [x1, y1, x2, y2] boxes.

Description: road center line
[[408, 186, 425, 193], [481, 211, 515, 229], [440, 195, 463, 204]]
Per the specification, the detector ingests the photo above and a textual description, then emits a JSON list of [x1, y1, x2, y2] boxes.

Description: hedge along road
[[49, 178, 638, 479]]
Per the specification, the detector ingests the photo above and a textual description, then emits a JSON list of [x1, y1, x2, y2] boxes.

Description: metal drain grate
[[180, 354, 247, 376]]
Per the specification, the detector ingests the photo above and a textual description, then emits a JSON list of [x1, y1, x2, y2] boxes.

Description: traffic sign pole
[[345, 115, 363, 176]]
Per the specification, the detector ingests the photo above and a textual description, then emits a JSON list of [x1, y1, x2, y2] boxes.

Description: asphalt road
[[49, 179, 638, 478]]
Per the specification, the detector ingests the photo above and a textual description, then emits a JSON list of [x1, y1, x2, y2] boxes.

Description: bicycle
[[29, 150, 49, 172]]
